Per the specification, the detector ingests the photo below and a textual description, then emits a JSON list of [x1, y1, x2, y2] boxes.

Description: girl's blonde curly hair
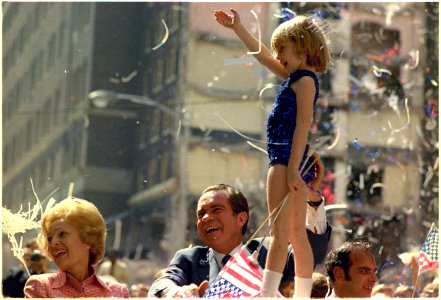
[[271, 15, 331, 73]]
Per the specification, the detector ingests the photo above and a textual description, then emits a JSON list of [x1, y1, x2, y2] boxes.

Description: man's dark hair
[[201, 184, 249, 235], [311, 272, 329, 298], [325, 240, 372, 284]]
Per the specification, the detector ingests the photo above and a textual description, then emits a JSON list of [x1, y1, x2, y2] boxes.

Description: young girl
[[214, 8, 330, 298]]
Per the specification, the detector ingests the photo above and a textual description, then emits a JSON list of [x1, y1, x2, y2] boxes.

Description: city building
[[2, 2, 186, 273], [2, 2, 437, 278]]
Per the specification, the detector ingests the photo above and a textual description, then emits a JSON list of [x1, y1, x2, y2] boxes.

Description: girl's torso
[[266, 69, 320, 169]]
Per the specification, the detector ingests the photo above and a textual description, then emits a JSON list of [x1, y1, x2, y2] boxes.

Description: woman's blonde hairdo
[[37, 197, 107, 266], [271, 15, 331, 73]]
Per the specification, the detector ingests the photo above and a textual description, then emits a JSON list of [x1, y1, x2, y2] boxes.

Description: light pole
[[88, 89, 176, 116], [88, 89, 189, 258]]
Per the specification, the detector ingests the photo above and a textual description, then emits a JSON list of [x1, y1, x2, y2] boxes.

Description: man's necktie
[[221, 254, 232, 266]]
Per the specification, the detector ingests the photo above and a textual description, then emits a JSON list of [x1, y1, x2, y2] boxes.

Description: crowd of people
[[3, 153, 438, 298], [2, 7, 439, 299]]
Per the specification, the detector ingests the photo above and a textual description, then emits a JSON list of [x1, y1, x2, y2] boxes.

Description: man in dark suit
[[149, 154, 331, 298]]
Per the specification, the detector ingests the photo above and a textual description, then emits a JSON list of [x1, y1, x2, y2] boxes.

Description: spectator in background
[[23, 197, 129, 298], [130, 283, 150, 297], [311, 272, 329, 298], [280, 279, 294, 298], [97, 249, 130, 285], [280, 272, 329, 298], [26, 238, 39, 251], [2, 246, 33, 297], [420, 281, 438, 298], [393, 285, 415, 298], [325, 240, 377, 298], [30, 250, 50, 274], [371, 283, 394, 298]]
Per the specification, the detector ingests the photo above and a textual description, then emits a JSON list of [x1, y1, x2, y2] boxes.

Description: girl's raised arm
[[214, 8, 289, 80]]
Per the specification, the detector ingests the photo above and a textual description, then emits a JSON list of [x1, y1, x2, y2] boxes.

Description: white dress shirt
[[306, 201, 327, 234]]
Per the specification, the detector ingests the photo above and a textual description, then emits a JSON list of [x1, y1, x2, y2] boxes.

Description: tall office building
[[3, 2, 186, 273]]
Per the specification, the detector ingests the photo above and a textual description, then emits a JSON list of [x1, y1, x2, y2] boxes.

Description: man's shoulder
[[175, 245, 209, 257]]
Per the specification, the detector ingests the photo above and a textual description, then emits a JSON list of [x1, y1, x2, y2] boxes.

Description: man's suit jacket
[[148, 224, 331, 297]]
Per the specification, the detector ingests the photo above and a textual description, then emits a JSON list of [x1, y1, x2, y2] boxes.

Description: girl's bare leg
[[261, 165, 292, 297], [289, 183, 313, 298]]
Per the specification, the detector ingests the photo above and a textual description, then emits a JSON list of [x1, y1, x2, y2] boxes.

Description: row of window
[[4, 57, 89, 174], [3, 132, 83, 211], [3, 90, 63, 173], [3, 27, 66, 122], [136, 151, 172, 191], [3, 3, 65, 79], [142, 43, 179, 98]]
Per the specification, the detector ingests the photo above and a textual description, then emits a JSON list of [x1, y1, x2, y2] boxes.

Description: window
[[167, 4, 181, 33], [346, 165, 383, 206], [149, 110, 161, 139], [160, 152, 171, 181], [350, 22, 402, 109], [165, 46, 178, 84], [3, 145, 11, 172], [152, 58, 164, 93], [58, 22, 65, 56], [34, 112, 41, 141], [25, 120, 33, 151], [30, 59, 38, 88], [72, 61, 87, 106], [147, 159, 158, 187], [47, 34, 56, 69], [3, 3, 20, 33], [53, 95, 60, 125], [136, 165, 148, 190], [72, 2, 91, 33]]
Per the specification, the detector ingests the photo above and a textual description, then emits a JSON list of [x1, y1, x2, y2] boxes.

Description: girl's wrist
[[308, 186, 322, 198]]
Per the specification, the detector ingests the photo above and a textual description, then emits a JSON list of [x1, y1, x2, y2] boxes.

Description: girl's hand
[[308, 152, 324, 191], [287, 170, 306, 193], [214, 8, 241, 31]]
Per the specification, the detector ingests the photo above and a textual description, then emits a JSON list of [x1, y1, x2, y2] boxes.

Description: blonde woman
[[24, 197, 129, 298]]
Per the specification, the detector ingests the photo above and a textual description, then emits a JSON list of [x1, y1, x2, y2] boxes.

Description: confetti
[[406, 49, 419, 70], [247, 10, 262, 55], [224, 56, 257, 66], [326, 127, 341, 150], [324, 204, 348, 211], [258, 83, 279, 99], [273, 7, 296, 21], [353, 138, 362, 151], [246, 141, 268, 155], [215, 113, 285, 146], [388, 98, 410, 133], [152, 19, 169, 51], [121, 70, 138, 83], [369, 183, 385, 194], [359, 173, 365, 190], [372, 65, 392, 77]]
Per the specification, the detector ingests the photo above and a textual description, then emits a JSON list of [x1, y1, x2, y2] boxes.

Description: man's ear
[[333, 266, 345, 282], [237, 212, 248, 226]]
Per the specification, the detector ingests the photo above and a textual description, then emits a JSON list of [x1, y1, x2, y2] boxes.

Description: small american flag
[[204, 246, 282, 298], [418, 225, 439, 273]]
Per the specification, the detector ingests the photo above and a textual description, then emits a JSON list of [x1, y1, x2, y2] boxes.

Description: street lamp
[[88, 89, 176, 116], [88, 89, 189, 258]]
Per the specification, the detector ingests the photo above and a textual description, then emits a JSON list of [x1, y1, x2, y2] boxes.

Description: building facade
[[2, 2, 186, 273], [3, 2, 438, 278]]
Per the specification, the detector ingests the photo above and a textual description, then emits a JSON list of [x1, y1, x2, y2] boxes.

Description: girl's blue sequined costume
[[267, 69, 319, 183]]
